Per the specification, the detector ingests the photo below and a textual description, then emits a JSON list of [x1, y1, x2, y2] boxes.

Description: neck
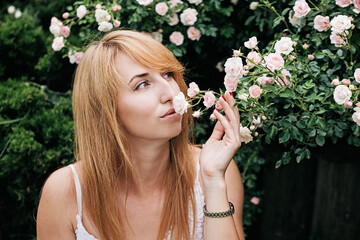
[[125, 138, 172, 195]]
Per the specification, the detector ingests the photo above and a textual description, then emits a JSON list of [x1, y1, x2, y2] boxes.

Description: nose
[[158, 76, 180, 104]]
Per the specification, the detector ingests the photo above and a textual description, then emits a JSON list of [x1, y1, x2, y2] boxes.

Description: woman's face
[[115, 53, 182, 142]]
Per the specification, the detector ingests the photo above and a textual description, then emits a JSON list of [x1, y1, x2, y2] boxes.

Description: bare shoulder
[[36, 164, 78, 239]]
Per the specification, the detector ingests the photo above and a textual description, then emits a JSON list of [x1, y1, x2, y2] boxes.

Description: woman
[[36, 30, 245, 240]]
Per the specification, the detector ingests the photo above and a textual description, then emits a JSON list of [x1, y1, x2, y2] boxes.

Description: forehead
[[114, 53, 148, 84]]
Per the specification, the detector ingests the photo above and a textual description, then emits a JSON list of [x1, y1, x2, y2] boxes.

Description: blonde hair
[[72, 30, 196, 240]]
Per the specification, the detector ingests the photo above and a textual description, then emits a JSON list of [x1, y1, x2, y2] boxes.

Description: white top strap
[[70, 164, 82, 218]]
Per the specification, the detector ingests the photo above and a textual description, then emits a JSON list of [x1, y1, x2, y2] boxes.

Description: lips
[[161, 108, 176, 118]]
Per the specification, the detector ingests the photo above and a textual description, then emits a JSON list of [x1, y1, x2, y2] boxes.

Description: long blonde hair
[[72, 30, 196, 240]]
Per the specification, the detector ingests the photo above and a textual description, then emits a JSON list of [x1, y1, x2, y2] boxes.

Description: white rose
[[180, 8, 198, 26], [244, 36, 258, 49], [14, 10, 22, 18], [8, 6, 16, 14], [352, 111, 360, 126], [238, 93, 249, 102], [330, 15, 352, 33], [95, 9, 110, 23], [52, 36, 64, 51], [240, 126, 253, 144], [333, 85, 352, 105], [293, 0, 311, 18], [189, 0, 202, 5], [49, 24, 61, 37], [250, 2, 259, 10], [274, 37, 294, 55], [151, 32, 163, 43], [76, 5, 87, 19], [168, 12, 179, 26], [137, 0, 154, 6], [173, 92, 188, 115], [98, 21, 113, 32], [224, 57, 244, 79], [289, 11, 300, 26], [68, 50, 76, 64]]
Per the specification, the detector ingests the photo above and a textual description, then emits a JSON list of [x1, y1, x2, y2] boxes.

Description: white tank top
[[69, 164, 205, 240]]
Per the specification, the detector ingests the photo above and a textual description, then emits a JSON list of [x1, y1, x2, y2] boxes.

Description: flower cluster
[[175, 0, 360, 165], [48, 0, 231, 64], [7, 5, 22, 18]]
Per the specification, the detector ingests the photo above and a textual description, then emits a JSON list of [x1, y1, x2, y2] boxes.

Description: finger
[[208, 113, 225, 141], [213, 109, 236, 140], [224, 91, 240, 120], [219, 97, 238, 124]]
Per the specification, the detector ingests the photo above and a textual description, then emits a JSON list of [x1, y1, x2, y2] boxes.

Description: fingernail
[[221, 95, 227, 101], [215, 108, 220, 112], [229, 92, 234, 98]]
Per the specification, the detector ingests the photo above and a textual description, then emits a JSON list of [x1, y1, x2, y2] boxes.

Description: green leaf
[[269, 125, 278, 139], [315, 135, 325, 146], [275, 160, 282, 169], [279, 129, 290, 144]]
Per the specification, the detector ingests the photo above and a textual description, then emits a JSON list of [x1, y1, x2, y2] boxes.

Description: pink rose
[[293, 0, 311, 18], [187, 82, 200, 98], [250, 197, 260, 205], [187, 26, 201, 41], [52, 36, 64, 51], [354, 0, 360, 10], [203, 92, 216, 108], [330, 32, 346, 47], [155, 2, 169, 16], [264, 52, 284, 72], [336, 0, 352, 7], [62, 12, 69, 19], [344, 101, 353, 108], [342, 79, 351, 85], [173, 92, 188, 115], [278, 69, 292, 86], [169, 0, 183, 12], [169, 31, 184, 46], [233, 50, 241, 57], [76, 5, 87, 19], [60, 26, 70, 38], [167, 12, 179, 26], [249, 85, 262, 98], [353, 111, 360, 126], [224, 57, 244, 79], [356, 102, 360, 108], [354, 68, 360, 83], [192, 111, 200, 118], [180, 8, 198, 26], [113, 20, 121, 28], [314, 15, 330, 32], [331, 79, 340, 86], [308, 54, 315, 60], [289, 55, 296, 61], [349, 85, 355, 91], [244, 36, 258, 49], [224, 74, 238, 92], [256, 75, 274, 87], [246, 51, 261, 66], [74, 52, 84, 64], [302, 43, 309, 49]]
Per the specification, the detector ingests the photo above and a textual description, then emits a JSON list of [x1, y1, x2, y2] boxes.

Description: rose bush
[[48, 0, 237, 63], [176, 0, 360, 167]]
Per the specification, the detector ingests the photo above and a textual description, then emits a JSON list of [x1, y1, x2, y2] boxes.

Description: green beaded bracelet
[[203, 202, 235, 218]]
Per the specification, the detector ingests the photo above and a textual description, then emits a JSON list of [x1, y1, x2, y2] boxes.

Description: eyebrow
[[129, 72, 149, 84]]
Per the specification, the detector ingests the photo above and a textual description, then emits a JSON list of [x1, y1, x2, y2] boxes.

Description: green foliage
[[0, 79, 74, 239]]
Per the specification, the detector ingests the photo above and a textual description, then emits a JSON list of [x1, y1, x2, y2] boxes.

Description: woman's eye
[[135, 81, 149, 90], [163, 72, 174, 79]]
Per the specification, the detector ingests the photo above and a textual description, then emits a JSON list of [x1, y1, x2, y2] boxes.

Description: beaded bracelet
[[203, 202, 235, 218]]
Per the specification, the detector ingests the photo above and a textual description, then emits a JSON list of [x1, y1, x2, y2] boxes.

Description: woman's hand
[[199, 91, 241, 183]]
